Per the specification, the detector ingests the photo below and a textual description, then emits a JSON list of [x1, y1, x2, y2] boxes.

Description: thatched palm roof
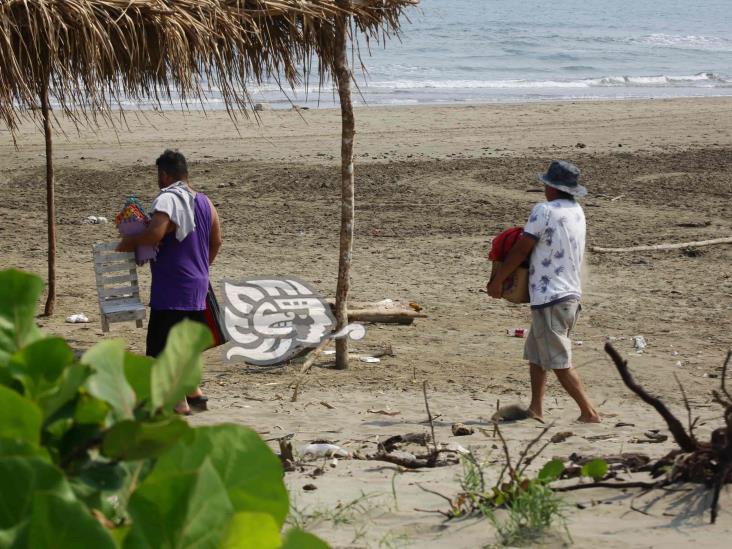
[[0, 0, 417, 131]]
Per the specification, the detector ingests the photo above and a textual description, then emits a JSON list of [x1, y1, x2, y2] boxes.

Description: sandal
[[187, 395, 209, 411]]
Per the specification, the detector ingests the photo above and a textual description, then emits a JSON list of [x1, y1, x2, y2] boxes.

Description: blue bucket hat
[[536, 160, 587, 197]]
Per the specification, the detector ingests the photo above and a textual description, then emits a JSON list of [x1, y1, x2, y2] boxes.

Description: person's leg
[[528, 362, 547, 420], [553, 367, 600, 422], [185, 310, 209, 409], [147, 310, 192, 415]]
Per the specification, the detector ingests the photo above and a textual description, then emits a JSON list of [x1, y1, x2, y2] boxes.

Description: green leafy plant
[[0, 269, 329, 549]]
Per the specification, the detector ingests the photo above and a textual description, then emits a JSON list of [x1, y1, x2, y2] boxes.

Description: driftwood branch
[[605, 343, 697, 453], [591, 236, 732, 253]]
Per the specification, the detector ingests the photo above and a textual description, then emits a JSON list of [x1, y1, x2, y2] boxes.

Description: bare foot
[[577, 413, 601, 423], [527, 407, 545, 423], [174, 399, 191, 416]]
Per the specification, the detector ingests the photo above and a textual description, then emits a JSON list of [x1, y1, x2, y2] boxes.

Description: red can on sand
[[507, 328, 526, 338]]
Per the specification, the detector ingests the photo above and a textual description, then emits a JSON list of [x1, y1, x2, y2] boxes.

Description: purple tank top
[[150, 193, 212, 310]]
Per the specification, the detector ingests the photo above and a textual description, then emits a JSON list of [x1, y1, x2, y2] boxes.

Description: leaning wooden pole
[[40, 76, 56, 316], [333, 6, 355, 370]]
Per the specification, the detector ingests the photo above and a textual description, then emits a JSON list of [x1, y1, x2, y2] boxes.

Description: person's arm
[[116, 212, 173, 252], [208, 198, 223, 265], [487, 235, 536, 298]]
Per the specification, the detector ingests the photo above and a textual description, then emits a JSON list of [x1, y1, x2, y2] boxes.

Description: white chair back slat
[[92, 243, 145, 332]]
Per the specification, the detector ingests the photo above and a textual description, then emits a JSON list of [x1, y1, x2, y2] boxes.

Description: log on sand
[[591, 236, 732, 253], [326, 300, 427, 325]]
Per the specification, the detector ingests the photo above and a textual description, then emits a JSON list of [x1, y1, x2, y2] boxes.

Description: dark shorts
[[146, 309, 207, 358]]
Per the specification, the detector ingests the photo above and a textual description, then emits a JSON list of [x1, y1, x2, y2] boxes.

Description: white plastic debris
[[671, 351, 679, 357], [299, 443, 351, 460], [84, 215, 108, 225], [440, 442, 471, 455], [65, 313, 89, 323], [377, 298, 395, 309], [360, 356, 381, 364], [323, 350, 336, 356], [675, 361, 684, 368], [632, 335, 647, 352]]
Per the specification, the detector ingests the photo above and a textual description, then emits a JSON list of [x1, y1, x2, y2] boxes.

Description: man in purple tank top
[[117, 150, 223, 415]]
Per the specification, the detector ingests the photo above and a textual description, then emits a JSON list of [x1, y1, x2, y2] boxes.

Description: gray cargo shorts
[[523, 299, 581, 370]]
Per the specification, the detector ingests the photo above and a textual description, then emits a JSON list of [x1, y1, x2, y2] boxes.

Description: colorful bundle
[[116, 196, 157, 265]]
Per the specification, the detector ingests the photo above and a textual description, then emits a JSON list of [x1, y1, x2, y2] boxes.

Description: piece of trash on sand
[[367, 409, 400, 416], [409, 302, 423, 312], [65, 313, 90, 323], [671, 350, 679, 357], [675, 361, 684, 368], [451, 423, 475, 436], [323, 349, 336, 355], [574, 340, 584, 346], [439, 442, 470, 455], [299, 443, 351, 459], [550, 431, 573, 444], [632, 335, 647, 352], [491, 404, 537, 422], [302, 483, 317, 491], [506, 328, 526, 338], [84, 215, 108, 224], [360, 356, 381, 364], [378, 298, 395, 308]]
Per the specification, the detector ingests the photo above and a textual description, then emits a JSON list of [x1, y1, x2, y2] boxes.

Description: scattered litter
[[633, 432, 668, 444], [360, 356, 381, 364], [632, 335, 647, 352], [675, 361, 684, 368], [615, 422, 635, 428], [409, 302, 423, 312], [451, 423, 474, 436], [299, 443, 350, 459], [302, 483, 318, 491], [378, 298, 395, 308], [506, 328, 526, 338], [440, 442, 470, 455], [319, 401, 335, 410], [84, 215, 108, 224], [550, 431, 573, 444], [323, 350, 336, 355], [574, 340, 584, 346], [65, 313, 89, 323], [367, 409, 400, 416], [329, 458, 338, 468], [672, 351, 679, 357], [584, 434, 617, 442]]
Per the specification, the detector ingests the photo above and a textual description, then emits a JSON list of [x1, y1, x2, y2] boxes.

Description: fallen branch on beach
[[599, 344, 732, 523], [590, 236, 732, 253]]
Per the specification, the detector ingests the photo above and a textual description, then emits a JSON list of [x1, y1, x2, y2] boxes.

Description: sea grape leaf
[[76, 459, 129, 493], [7, 338, 74, 397], [83, 340, 136, 419], [281, 528, 331, 549], [220, 512, 281, 549], [147, 424, 289, 527], [0, 456, 74, 529], [0, 269, 44, 365], [124, 459, 233, 549], [581, 458, 609, 482], [102, 417, 191, 461], [150, 320, 211, 412], [123, 352, 153, 406], [74, 394, 110, 425], [0, 386, 41, 446], [25, 492, 116, 549], [38, 363, 92, 421], [537, 458, 565, 483]]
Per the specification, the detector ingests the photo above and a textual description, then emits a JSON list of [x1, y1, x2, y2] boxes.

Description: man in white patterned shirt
[[488, 160, 600, 423]]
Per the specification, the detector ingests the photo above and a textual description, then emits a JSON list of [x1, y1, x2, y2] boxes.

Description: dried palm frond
[[0, 0, 418, 133]]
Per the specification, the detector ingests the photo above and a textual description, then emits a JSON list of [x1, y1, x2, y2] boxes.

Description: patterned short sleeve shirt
[[523, 199, 585, 309]]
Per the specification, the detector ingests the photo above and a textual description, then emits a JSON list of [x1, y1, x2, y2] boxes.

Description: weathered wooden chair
[[92, 242, 146, 332]]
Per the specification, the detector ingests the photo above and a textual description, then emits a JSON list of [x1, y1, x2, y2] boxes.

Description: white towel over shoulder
[[150, 181, 196, 242]]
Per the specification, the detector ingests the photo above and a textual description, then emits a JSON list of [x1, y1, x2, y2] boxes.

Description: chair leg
[[136, 318, 144, 329], [101, 316, 110, 333]]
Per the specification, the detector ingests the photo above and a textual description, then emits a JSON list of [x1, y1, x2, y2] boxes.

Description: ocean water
[[247, 0, 732, 107], [123, 0, 731, 109]]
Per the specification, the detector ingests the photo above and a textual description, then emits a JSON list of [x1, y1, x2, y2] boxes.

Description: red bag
[[488, 227, 524, 262], [203, 283, 228, 348]]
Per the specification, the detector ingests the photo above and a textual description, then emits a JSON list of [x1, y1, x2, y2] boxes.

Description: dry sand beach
[[1, 98, 732, 547]]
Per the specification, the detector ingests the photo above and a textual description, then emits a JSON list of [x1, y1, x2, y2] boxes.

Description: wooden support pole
[[333, 5, 355, 370], [41, 76, 56, 316]]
